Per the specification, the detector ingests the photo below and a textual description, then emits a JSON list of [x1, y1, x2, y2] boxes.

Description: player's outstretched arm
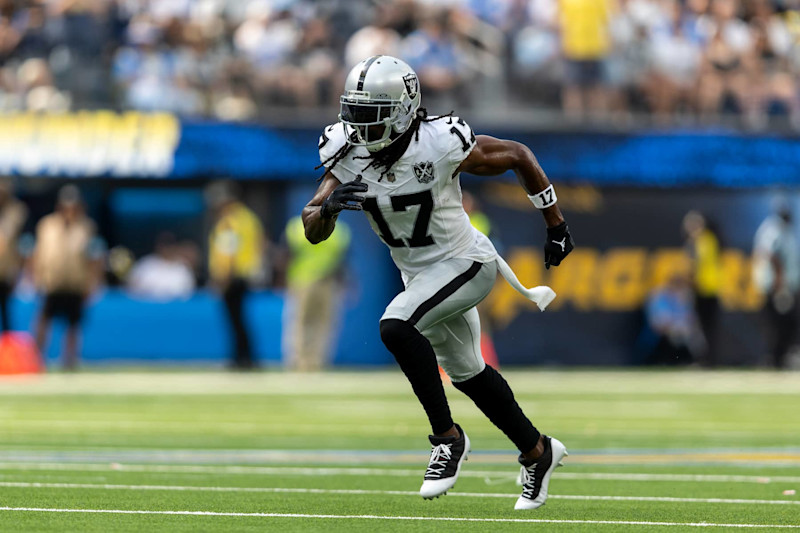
[[457, 135, 562, 226], [302, 172, 367, 244], [457, 135, 574, 268]]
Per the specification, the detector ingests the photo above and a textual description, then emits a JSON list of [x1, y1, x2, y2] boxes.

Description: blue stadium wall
[[5, 113, 799, 366]]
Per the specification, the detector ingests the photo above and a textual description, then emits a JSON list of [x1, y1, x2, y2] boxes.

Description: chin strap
[[366, 139, 393, 153], [495, 255, 556, 312]]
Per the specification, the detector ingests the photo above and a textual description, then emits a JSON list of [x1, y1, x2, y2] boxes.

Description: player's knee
[[379, 318, 417, 352], [453, 365, 512, 400], [446, 362, 485, 384], [452, 365, 488, 394]]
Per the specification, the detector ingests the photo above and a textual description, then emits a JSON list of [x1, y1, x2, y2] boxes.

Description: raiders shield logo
[[403, 73, 419, 99], [413, 161, 434, 184]]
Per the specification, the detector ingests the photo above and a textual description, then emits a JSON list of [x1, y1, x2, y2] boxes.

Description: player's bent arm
[[302, 172, 342, 244], [456, 135, 564, 228]]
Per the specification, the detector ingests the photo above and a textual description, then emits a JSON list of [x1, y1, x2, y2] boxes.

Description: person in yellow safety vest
[[283, 215, 351, 371], [207, 181, 266, 370], [682, 210, 722, 367]]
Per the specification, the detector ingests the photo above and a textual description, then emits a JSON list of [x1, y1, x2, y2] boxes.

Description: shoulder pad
[[443, 116, 476, 156], [318, 123, 351, 167], [421, 115, 476, 166]]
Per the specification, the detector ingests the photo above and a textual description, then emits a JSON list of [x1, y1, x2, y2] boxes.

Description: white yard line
[[1, 462, 800, 483], [0, 507, 797, 528], [556, 472, 800, 483], [1, 481, 799, 506], [1, 370, 799, 395]]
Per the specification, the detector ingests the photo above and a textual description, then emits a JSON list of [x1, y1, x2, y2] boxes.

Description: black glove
[[320, 181, 369, 219], [544, 222, 574, 269]]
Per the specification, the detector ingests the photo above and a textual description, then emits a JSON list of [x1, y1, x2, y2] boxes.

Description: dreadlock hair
[[314, 108, 455, 182]]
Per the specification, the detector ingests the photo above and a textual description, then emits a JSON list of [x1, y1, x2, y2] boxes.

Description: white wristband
[[528, 185, 557, 209]]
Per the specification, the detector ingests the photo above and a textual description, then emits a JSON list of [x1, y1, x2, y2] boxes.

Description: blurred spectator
[[18, 58, 71, 112], [402, 8, 465, 104], [696, 0, 756, 121], [112, 28, 205, 115], [752, 200, 800, 369], [127, 232, 196, 301], [0, 0, 797, 126], [344, 3, 402, 68], [511, 18, 560, 93], [643, 0, 702, 121], [32, 185, 103, 371], [212, 77, 258, 122], [558, 0, 612, 119], [282, 16, 340, 106], [643, 271, 702, 366], [206, 181, 266, 371], [447, 8, 504, 78], [0, 179, 27, 333], [682, 210, 722, 367], [283, 215, 349, 372], [13, 2, 51, 61], [747, 0, 800, 127], [234, 4, 299, 70]]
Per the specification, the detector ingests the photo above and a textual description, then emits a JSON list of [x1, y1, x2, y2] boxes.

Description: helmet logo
[[413, 161, 434, 184], [403, 73, 419, 99]]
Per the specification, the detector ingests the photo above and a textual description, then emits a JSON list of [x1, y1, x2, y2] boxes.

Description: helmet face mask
[[339, 98, 398, 150], [339, 56, 421, 153]]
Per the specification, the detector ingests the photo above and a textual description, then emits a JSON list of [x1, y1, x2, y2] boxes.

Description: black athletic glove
[[320, 181, 369, 219], [544, 222, 574, 269]]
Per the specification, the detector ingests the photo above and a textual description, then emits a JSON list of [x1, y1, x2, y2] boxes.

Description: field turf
[[0, 370, 798, 531]]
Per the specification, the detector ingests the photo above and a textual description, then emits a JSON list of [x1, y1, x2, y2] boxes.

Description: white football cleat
[[514, 435, 567, 510], [419, 424, 470, 499]]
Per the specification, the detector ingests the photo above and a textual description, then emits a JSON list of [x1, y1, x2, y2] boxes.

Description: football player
[[302, 55, 574, 510]]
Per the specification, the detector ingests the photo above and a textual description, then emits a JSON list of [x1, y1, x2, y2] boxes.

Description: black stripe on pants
[[408, 261, 482, 326]]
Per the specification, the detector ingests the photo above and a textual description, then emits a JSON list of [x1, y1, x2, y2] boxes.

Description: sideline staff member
[[33, 185, 102, 370], [207, 181, 266, 370]]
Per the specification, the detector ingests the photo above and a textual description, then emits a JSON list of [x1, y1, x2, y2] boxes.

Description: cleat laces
[[425, 443, 453, 479], [520, 463, 538, 499]]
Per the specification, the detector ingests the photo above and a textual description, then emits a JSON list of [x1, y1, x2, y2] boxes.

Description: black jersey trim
[[408, 261, 483, 326]]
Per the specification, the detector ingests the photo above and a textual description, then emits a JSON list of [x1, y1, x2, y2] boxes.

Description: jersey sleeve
[[444, 117, 477, 169], [318, 122, 350, 169]]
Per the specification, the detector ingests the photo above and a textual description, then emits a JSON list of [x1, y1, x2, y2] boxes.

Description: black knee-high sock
[[453, 365, 540, 453], [380, 318, 454, 435]]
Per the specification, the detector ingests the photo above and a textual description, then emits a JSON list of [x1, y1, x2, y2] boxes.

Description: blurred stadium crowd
[[2, 0, 800, 126]]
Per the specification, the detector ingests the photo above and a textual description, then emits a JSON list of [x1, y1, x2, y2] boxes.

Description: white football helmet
[[339, 55, 421, 153]]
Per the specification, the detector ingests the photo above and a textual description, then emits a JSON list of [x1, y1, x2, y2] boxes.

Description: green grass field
[[0, 370, 798, 531]]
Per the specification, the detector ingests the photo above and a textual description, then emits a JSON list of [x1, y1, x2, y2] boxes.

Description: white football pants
[[381, 257, 497, 382]]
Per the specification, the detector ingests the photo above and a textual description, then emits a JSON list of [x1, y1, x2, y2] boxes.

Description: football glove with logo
[[544, 222, 574, 269], [320, 181, 369, 219]]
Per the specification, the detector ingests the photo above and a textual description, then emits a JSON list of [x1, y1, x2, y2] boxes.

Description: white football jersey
[[319, 117, 497, 281]]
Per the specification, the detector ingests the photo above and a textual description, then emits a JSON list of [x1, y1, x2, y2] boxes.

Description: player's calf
[[452, 365, 541, 453], [380, 318, 455, 434]]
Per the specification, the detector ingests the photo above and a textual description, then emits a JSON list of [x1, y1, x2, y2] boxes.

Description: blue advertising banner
[[175, 123, 800, 186], [2, 111, 800, 186]]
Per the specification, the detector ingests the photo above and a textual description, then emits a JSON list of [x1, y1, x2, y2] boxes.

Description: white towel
[[495, 255, 557, 312]]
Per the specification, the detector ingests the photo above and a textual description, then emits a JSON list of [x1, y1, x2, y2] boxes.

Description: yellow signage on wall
[[0, 112, 180, 177], [488, 246, 763, 328]]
